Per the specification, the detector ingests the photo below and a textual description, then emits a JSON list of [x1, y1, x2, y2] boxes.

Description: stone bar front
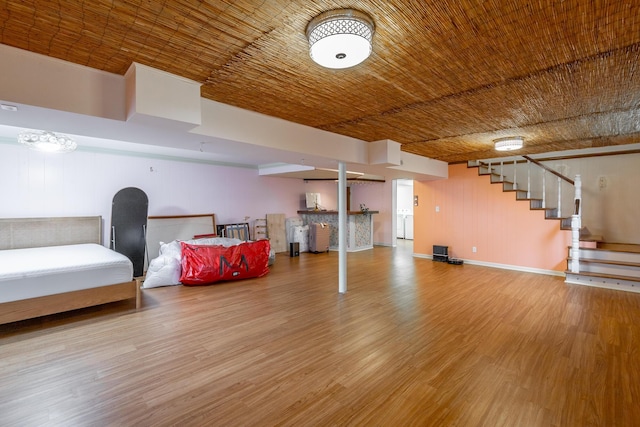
[[297, 210, 378, 252]]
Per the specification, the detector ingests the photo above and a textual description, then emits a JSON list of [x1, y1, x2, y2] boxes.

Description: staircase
[[468, 157, 640, 293], [469, 158, 573, 230], [565, 244, 640, 293]]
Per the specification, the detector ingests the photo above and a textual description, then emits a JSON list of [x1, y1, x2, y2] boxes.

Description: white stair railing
[[542, 170, 546, 208], [557, 176, 562, 218], [527, 160, 531, 198], [472, 156, 582, 273], [570, 175, 582, 273]]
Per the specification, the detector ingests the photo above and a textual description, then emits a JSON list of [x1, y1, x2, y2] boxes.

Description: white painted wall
[[542, 152, 640, 244], [0, 44, 125, 121], [396, 181, 414, 214]]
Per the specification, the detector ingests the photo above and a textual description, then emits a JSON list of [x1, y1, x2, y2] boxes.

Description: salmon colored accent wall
[[414, 164, 571, 272]]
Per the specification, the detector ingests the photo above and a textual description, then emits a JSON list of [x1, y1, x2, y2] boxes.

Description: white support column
[[570, 175, 582, 273], [338, 161, 347, 294]]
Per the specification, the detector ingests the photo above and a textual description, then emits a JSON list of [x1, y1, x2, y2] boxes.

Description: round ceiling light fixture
[[494, 136, 524, 151], [18, 130, 77, 153], [306, 9, 375, 69]]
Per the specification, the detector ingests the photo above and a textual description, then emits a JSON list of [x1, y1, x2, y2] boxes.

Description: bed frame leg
[[134, 278, 143, 309]]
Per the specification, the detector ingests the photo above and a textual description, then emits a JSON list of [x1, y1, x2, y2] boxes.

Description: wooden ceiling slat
[[1, 0, 639, 162]]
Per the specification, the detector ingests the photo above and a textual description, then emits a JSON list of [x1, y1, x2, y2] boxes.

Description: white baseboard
[[565, 273, 640, 294], [413, 253, 564, 277], [374, 242, 395, 247]]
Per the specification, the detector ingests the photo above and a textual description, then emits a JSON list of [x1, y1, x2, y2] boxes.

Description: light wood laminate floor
[[2, 242, 640, 426]]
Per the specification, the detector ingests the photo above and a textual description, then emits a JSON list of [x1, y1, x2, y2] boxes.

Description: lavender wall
[[0, 143, 306, 245]]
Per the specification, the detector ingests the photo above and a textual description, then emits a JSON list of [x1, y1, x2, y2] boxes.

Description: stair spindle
[[557, 177, 562, 218], [542, 170, 546, 208], [513, 160, 517, 190], [500, 161, 504, 181], [527, 160, 531, 198]]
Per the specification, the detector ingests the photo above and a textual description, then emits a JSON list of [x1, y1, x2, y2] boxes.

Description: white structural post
[[338, 161, 347, 293], [570, 175, 582, 273]]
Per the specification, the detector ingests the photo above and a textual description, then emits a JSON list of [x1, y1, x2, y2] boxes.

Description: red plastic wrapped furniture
[[180, 240, 271, 285]]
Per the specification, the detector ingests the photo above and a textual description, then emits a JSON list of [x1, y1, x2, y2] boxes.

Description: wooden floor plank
[[1, 241, 640, 426]]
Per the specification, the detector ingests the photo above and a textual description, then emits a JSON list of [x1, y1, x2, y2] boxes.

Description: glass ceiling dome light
[[494, 136, 524, 151], [18, 130, 77, 153], [306, 9, 375, 69]]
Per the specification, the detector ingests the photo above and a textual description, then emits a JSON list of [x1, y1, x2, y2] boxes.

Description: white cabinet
[[404, 215, 414, 240], [397, 214, 414, 240], [397, 214, 405, 238]]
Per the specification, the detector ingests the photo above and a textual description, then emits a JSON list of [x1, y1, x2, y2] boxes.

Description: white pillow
[[142, 255, 182, 288], [159, 240, 182, 259]]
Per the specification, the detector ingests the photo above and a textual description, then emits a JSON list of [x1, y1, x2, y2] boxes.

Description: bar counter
[[297, 210, 379, 252]]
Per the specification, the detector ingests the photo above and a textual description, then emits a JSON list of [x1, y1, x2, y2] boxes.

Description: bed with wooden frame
[[0, 216, 140, 325]]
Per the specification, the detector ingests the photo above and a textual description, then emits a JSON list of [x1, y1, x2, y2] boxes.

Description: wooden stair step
[[568, 257, 640, 268], [598, 243, 640, 253], [579, 234, 604, 243], [565, 270, 640, 283]]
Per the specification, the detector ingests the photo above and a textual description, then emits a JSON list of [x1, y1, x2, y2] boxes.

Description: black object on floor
[[111, 187, 148, 277]]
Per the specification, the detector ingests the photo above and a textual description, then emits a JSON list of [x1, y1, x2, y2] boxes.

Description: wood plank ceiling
[[1, 1, 639, 163]]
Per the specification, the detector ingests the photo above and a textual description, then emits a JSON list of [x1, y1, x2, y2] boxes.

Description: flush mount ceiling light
[[18, 130, 77, 153], [306, 9, 375, 69], [494, 136, 524, 151]]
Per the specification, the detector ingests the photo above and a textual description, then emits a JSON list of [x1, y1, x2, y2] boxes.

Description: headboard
[[0, 216, 103, 250], [146, 214, 216, 259]]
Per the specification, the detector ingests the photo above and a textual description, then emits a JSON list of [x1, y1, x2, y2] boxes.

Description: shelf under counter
[[297, 210, 379, 215]]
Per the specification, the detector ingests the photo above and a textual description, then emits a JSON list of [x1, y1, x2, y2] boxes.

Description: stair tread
[[579, 234, 604, 242], [545, 216, 571, 222], [565, 270, 640, 282], [577, 246, 640, 255], [567, 257, 640, 268], [598, 243, 640, 253]]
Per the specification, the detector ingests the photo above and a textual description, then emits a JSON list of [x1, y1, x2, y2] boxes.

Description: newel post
[[570, 175, 582, 273]]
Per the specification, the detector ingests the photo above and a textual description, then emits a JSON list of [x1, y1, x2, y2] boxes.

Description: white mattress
[[0, 244, 133, 303]]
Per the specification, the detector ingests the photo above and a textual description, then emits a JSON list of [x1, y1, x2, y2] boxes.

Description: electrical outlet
[[435, 205, 440, 212], [472, 246, 477, 253], [598, 176, 607, 189]]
